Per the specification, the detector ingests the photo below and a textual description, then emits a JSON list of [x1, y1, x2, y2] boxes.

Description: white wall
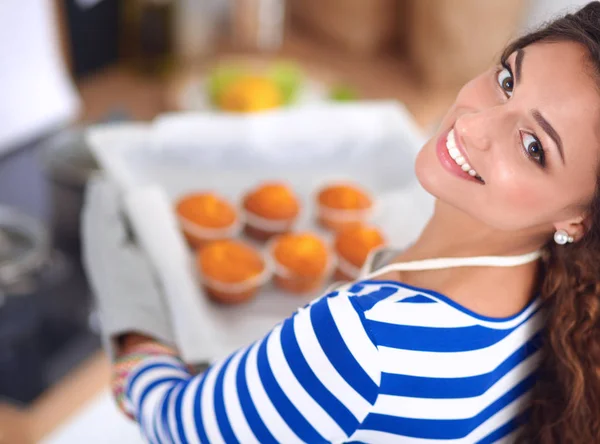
[[0, 0, 80, 153]]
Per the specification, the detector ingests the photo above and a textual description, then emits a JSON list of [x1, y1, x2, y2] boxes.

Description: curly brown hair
[[504, 3, 600, 442]]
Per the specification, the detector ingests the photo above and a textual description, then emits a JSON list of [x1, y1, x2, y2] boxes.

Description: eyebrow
[[514, 49, 525, 85], [532, 109, 565, 164], [512, 48, 565, 165]]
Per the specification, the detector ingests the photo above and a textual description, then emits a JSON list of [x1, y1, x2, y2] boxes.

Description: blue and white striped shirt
[[125, 280, 544, 443]]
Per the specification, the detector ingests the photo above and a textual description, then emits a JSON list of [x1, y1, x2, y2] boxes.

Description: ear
[[554, 212, 591, 243]]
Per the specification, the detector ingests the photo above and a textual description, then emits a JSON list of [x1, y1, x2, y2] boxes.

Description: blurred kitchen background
[[0, 0, 590, 442]]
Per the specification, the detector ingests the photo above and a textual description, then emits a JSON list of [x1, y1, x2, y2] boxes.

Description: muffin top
[[243, 182, 300, 220], [176, 192, 237, 229], [198, 240, 265, 284], [334, 224, 386, 267], [272, 232, 329, 277], [317, 183, 372, 211]]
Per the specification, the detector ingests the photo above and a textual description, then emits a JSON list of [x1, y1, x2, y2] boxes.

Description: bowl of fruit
[[173, 59, 358, 113]]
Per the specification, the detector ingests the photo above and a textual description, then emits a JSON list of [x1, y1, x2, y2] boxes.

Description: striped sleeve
[[124, 292, 381, 443]]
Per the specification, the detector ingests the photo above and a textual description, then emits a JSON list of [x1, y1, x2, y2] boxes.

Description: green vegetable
[[207, 65, 244, 105], [329, 84, 359, 102], [267, 62, 304, 105]]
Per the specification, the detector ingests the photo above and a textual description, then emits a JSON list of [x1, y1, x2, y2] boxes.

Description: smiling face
[[415, 41, 600, 235]]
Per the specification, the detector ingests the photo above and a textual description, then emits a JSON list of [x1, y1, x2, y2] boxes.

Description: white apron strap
[[361, 250, 542, 281]]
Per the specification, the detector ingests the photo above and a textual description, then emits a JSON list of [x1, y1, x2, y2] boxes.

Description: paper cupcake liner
[[199, 248, 274, 294], [242, 208, 297, 233], [317, 203, 375, 223], [179, 214, 243, 241], [266, 234, 337, 281], [314, 181, 380, 224]]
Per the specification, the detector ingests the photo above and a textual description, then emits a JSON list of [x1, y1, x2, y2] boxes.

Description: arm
[[118, 292, 381, 443]]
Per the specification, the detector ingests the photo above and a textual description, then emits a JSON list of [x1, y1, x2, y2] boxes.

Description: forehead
[[517, 41, 600, 168]]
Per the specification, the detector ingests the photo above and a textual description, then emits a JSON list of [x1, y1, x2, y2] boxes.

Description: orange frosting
[[176, 193, 237, 229], [334, 224, 386, 267], [198, 240, 264, 283], [244, 182, 300, 220], [272, 233, 329, 277], [317, 183, 372, 210]]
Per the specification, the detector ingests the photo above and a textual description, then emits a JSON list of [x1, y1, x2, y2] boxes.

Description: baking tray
[[87, 102, 435, 363]]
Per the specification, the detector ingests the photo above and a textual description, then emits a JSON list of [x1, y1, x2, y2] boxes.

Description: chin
[[414, 139, 442, 199]]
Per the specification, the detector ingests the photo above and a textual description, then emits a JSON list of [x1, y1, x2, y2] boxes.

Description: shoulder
[[300, 280, 443, 352], [325, 279, 442, 316], [289, 283, 412, 365]]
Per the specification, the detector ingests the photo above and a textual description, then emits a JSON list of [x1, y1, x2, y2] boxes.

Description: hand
[[117, 332, 158, 357]]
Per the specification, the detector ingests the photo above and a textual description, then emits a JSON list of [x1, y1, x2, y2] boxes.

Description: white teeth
[[447, 131, 457, 148], [445, 128, 482, 181]]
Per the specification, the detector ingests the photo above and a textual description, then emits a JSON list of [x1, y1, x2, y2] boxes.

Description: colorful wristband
[[111, 342, 181, 419]]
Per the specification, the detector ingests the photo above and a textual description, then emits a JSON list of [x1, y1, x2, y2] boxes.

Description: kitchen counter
[[0, 31, 457, 443], [0, 352, 110, 443]]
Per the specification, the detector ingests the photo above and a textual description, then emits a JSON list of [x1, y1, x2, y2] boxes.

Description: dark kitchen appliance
[[0, 139, 100, 406]]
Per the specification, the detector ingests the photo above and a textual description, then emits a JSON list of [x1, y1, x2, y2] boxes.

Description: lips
[[446, 129, 484, 183], [436, 127, 485, 184]]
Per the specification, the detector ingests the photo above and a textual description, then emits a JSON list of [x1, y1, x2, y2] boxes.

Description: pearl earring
[[554, 229, 574, 245]]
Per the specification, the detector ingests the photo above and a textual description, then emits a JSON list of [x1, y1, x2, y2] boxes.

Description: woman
[[98, 3, 600, 443]]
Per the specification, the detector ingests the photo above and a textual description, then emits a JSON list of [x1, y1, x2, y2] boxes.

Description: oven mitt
[[81, 175, 176, 360]]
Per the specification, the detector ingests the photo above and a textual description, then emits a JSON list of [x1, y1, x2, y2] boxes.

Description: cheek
[[495, 167, 535, 205], [502, 182, 547, 211], [485, 171, 558, 228]]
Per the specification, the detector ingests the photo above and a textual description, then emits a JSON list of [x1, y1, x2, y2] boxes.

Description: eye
[[521, 132, 546, 167], [497, 67, 514, 97]]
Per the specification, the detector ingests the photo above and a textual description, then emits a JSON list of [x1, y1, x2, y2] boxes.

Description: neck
[[400, 200, 548, 261], [383, 199, 545, 319]]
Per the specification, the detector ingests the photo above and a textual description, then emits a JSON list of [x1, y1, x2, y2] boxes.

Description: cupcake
[[242, 182, 301, 241], [316, 183, 374, 231], [270, 232, 333, 294], [197, 240, 270, 304], [176, 192, 241, 249], [334, 224, 386, 281]]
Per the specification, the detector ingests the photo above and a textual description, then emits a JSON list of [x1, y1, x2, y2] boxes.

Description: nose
[[454, 108, 505, 152]]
